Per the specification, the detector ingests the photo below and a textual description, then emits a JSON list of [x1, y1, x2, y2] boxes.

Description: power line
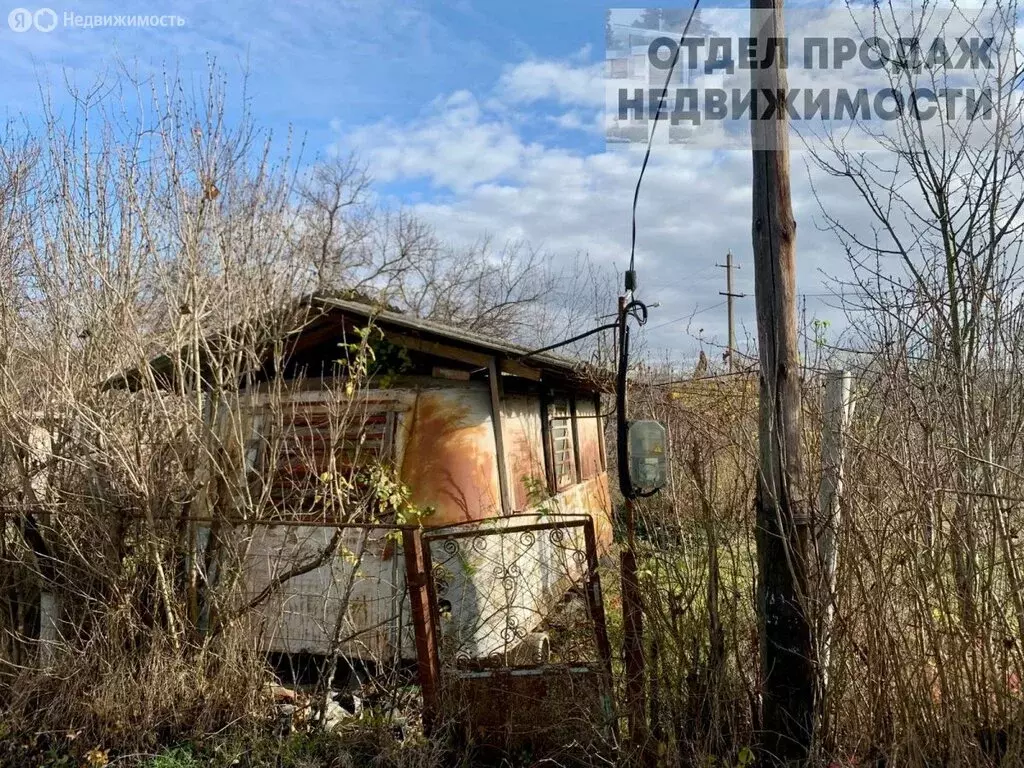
[[648, 366, 758, 388], [647, 300, 727, 331], [627, 0, 704, 294], [799, 291, 869, 299]]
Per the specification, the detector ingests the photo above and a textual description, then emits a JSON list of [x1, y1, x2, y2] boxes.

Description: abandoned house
[[113, 295, 613, 664]]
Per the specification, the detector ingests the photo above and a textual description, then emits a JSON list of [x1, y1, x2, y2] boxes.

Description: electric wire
[[628, 0, 705, 293], [646, 300, 727, 331], [515, 322, 620, 362]]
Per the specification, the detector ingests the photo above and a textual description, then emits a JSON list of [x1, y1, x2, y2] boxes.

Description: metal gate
[[421, 513, 616, 754]]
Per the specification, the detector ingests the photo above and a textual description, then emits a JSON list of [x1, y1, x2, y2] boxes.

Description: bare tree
[[809, 0, 1024, 756], [295, 156, 613, 348]]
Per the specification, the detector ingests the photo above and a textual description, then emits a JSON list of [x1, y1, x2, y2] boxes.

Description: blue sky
[[1, 0, 862, 362], [4, 0, 613, 155]]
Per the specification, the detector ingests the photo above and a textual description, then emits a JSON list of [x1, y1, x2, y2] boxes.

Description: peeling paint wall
[[241, 381, 610, 660], [500, 395, 546, 512], [575, 398, 604, 481], [398, 386, 502, 526]]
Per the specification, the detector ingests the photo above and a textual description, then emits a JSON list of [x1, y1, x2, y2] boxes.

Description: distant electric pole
[[717, 251, 746, 371]]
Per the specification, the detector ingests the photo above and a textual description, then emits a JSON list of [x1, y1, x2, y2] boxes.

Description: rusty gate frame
[[403, 513, 615, 735]]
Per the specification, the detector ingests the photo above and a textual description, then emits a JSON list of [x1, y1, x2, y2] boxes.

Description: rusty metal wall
[[575, 397, 604, 481], [500, 395, 546, 511], [397, 386, 502, 527], [243, 382, 503, 528], [239, 382, 611, 661], [239, 383, 502, 659]]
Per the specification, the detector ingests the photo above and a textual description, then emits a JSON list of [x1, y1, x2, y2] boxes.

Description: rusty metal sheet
[[574, 398, 605, 481], [500, 395, 546, 512], [398, 388, 502, 527]]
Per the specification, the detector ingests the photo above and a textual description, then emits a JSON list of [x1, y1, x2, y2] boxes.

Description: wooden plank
[[499, 358, 542, 381], [817, 370, 853, 689], [387, 333, 491, 368], [432, 366, 472, 381], [387, 331, 543, 381], [487, 357, 513, 516], [402, 529, 442, 734]]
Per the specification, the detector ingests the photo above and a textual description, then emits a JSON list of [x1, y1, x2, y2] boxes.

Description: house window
[[548, 398, 577, 492], [257, 401, 397, 517]]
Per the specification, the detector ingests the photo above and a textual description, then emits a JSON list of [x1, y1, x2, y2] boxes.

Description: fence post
[[582, 518, 614, 683], [38, 591, 60, 667], [817, 370, 853, 690], [621, 538, 648, 756], [402, 527, 442, 734]]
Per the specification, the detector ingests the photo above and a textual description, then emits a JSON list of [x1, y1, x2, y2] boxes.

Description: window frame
[[253, 400, 399, 515], [544, 393, 578, 493]]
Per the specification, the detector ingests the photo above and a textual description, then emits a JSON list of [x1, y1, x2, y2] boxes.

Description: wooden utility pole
[[749, 0, 815, 762], [718, 251, 745, 371]]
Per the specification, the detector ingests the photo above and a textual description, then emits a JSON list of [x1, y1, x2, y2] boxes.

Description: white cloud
[[549, 110, 603, 133], [339, 55, 868, 360], [498, 58, 605, 107], [348, 90, 542, 192]]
